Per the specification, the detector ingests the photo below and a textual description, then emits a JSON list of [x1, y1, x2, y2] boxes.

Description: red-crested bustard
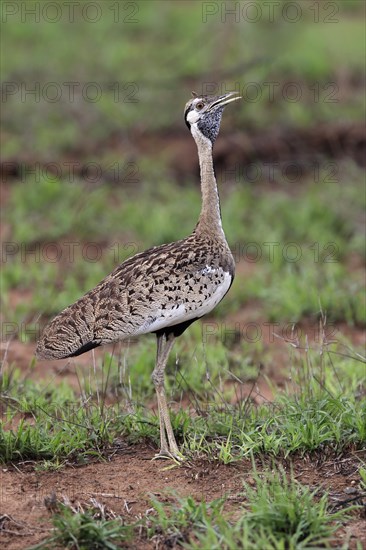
[[36, 91, 241, 460]]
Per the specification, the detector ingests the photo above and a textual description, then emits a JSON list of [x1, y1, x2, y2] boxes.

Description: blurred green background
[[1, 0, 365, 338]]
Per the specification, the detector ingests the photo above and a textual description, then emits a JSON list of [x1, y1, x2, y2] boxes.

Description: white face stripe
[[187, 109, 200, 124]]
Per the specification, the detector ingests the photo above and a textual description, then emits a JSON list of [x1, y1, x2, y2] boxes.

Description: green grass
[[239, 261, 365, 324], [2, 1, 364, 160], [31, 501, 133, 550], [2, 160, 365, 325], [145, 471, 352, 549], [32, 468, 355, 550], [184, 391, 365, 460], [1, 334, 364, 465]]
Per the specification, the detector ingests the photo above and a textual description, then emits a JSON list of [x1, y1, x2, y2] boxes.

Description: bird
[[36, 91, 241, 460]]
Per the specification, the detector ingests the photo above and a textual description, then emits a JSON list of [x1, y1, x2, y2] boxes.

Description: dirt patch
[[1, 447, 365, 549], [0, 445, 245, 549], [2, 121, 365, 188]]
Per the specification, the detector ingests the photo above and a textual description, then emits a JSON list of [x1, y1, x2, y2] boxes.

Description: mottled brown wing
[[36, 234, 234, 360]]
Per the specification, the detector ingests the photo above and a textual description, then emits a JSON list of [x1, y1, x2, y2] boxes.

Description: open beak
[[208, 91, 241, 110]]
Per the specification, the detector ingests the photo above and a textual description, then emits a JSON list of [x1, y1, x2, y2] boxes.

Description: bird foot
[[152, 449, 185, 463]]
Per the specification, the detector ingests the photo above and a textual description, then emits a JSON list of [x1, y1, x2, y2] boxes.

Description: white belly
[[134, 270, 232, 335]]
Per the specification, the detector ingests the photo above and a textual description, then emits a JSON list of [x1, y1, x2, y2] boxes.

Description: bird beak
[[208, 91, 242, 110]]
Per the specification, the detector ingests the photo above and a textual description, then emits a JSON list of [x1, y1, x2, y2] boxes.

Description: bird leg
[[152, 333, 182, 460]]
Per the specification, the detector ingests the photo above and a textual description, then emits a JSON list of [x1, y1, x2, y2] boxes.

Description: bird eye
[[196, 102, 204, 110]]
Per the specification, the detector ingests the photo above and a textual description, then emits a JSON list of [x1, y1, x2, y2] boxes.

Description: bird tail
[[36, 300, 99, 360]]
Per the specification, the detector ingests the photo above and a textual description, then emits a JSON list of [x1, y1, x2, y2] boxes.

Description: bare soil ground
[[1, 445, 365, 550]]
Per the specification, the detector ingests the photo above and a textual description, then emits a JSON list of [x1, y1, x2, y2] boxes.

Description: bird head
[[184, 91, 241, 145]]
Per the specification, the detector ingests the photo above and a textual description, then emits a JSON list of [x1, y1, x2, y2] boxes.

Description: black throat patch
[[197, 107, 224, 144]]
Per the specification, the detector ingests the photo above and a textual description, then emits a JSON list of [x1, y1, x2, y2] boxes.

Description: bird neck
[[191, 125, 224, 238]]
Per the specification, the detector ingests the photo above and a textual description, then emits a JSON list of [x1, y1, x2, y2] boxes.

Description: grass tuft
[[31, 500, 132, 550], [143, 470, 354, 549]]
